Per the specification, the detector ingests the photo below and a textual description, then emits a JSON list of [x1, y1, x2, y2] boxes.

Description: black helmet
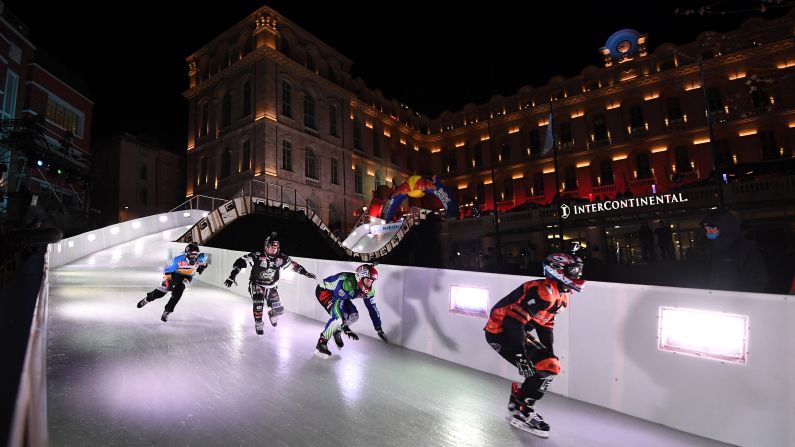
[[542, 252, 585, 292], [264, 232, 280, 257], [185, 242, 200, 261]]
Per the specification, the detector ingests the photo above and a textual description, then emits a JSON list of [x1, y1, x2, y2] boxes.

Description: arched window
[[305, 148, 317, 179], [221, 147, 231, 178], [304, 94, 316, 129]]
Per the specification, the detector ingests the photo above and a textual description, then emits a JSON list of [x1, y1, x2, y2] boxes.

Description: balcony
[[592, 184, 617, 196], [304, 177, 319, 187], [629, 177, 655, 196], [666, 118, 688, 131], [527, 194, 547, 205], [496, 200, 515, 213], [561, 190, 580, 199]]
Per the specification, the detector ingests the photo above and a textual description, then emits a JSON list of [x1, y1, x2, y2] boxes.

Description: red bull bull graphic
[[380, 175, 458, 221]]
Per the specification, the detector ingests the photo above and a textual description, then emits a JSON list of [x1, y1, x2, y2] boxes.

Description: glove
[[305, 272, 316, 279], [376, 329, 389, 344], [224, 277, 237, 287], [342, 326, 359, 341], [197, 265, 206, 275], [516, 355, 534, 378]]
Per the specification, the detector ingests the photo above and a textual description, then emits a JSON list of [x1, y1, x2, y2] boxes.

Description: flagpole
[[487, 118, 503, 269], [549, 99, 564, 248]]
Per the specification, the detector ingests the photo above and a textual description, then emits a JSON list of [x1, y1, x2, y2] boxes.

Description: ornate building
[[186, 6, 794, 274]]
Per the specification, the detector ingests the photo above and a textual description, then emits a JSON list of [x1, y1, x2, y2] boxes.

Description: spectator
[[655, 220, 675, 261], [700, 211, 769, 293]]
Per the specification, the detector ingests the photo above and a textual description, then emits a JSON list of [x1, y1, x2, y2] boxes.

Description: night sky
[[5, 1, 790, 150]]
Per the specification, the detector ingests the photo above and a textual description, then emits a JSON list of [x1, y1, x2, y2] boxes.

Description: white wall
[[48, 211, 205, 268], [193, 251, 793, 447]]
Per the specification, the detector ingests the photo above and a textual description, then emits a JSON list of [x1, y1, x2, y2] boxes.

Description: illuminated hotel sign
[[560, 193, 688, 219]]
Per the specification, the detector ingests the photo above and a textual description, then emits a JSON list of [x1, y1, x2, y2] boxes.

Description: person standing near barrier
[[484, 252, 585, 438], [700, 211, 768, 293]]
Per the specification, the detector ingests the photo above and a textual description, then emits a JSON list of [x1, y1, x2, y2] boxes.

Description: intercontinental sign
[[560, 193, 689, 219]]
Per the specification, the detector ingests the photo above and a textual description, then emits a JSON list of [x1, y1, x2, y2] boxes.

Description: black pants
[[485, 323, 556, 401], [146, 278, 187, 312]]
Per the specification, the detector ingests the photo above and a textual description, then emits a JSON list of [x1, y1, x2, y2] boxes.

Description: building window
[[281, 38, 290, 57], [2, 70, 19, 119], [503, 177, 514, 200], [45, 96, 81, 136], [706, 88, 723, 113], [140, 164, 148, 180], [667, 97, 683, 122], [635, 152, 652, 179], [305, 148, 318, 179], [447, 148, 457, 173], [599, 160, 614, 185], [474, 143, 483, 167], [329, 105, 339, 137], [559, 122, 573, 145], [200, 102, 209, 136], [675, 146, 692, 172], [528, 129, 541, 156], [242, 81, 252, 116], [374, 171, 382, 189], [373, 129, 381, 158], [563, 166, 577, 191], [751, 83, 771, 109], [199, 157, 207, 185], [533, 173, 544, 195], [759, 131, 780, 159], [353, 118, 362, 150], [500, 143, 510, 163], [629, 105, 644, 131], [241, 140, 251, 171], [304, 94, 316, 129], [221, 92, 231, 128], [306, 54, 316, 72], [593, 114, 608, 141], [407, 150, 414, 171], [282, 140, 292, 171], [714, 139, 732, 168], [282, 81, 292, 117], [139, 188, 148, 206], [476, 182, 485, 202], [354, 165, 363, 194], [331, 157, 339, 185], [221, 147, 231, 178]]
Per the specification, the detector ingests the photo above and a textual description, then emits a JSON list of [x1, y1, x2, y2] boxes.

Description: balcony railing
[[629, 177, 655, 196]]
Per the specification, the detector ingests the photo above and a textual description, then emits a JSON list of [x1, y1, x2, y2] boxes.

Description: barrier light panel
[[450, 285, 489, 317], [658, 306, 748, 364]]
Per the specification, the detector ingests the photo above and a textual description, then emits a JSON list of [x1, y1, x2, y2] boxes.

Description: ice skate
[[332, 330, 344, 349], [314, 337, 331, 359], [160, 310, 171, 322], [510, 404, 550, 438], [136, 297, 149, 308], [255, 320, 265, 335], [267, 309, 279, 327]]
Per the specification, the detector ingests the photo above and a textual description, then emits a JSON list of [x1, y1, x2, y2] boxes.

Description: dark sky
[[5, 1, 791, 150]]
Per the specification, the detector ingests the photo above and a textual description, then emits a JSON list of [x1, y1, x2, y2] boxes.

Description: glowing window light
[[110, 226, 120, 235], [67, 240, 74, 248], [57, 244, 62, 253], [132, 221, 141, 229], [658, 306, 748, 364], [87, 234, 96, 242], [159, 215, 168, 222], [450, 285, 489, 317], [183, 212, 191, 218]]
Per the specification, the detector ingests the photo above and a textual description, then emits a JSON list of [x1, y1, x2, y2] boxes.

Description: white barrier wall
[[48, 211, 206, 268], [191, 249, 793, 447]]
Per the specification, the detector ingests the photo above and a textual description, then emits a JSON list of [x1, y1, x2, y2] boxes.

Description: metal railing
[[169, 195, 227, 213]]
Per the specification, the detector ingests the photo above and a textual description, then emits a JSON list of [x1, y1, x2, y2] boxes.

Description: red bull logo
[[403, 175, 437, 198]]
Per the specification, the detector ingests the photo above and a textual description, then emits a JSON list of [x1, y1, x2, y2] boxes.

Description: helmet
[[185, 242, 200, 262], [542, 252, 585, 292], [264, 233, 280, 257], [355, 264, 378, 293]]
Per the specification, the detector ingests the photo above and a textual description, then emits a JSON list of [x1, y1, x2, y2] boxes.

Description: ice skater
[[313, 264, 388, 359], [484, 252, 585, 438], [137, 242, 209, 322], [223, 232, 315, 334]]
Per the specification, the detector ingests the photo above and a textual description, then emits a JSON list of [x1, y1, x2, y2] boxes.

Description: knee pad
[[533, 356, 560, 377]]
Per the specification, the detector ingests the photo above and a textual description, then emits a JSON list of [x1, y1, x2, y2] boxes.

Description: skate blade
[[509, 418, 550, 438], [313, 350, 331, 359]]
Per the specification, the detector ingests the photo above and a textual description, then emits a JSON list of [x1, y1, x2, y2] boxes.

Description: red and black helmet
[[542, 252, 585, 292]]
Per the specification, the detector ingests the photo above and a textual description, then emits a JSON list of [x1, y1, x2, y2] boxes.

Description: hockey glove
[[516, 355, 535, 378], [342, 325, 359, 341], [197, 265, 206, 275], [305, 272, 316, 279], [224, 277, 237, 287], [376, 329, 389, 344]]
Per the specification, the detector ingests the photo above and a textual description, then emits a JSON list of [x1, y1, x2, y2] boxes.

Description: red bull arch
[[380, 175, 458, 221]]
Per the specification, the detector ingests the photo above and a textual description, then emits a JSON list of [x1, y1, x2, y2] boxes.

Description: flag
[[542, 112, 554, 156]]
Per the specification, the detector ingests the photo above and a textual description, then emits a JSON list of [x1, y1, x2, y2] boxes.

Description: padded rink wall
[[190, 244, 794, 447]]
